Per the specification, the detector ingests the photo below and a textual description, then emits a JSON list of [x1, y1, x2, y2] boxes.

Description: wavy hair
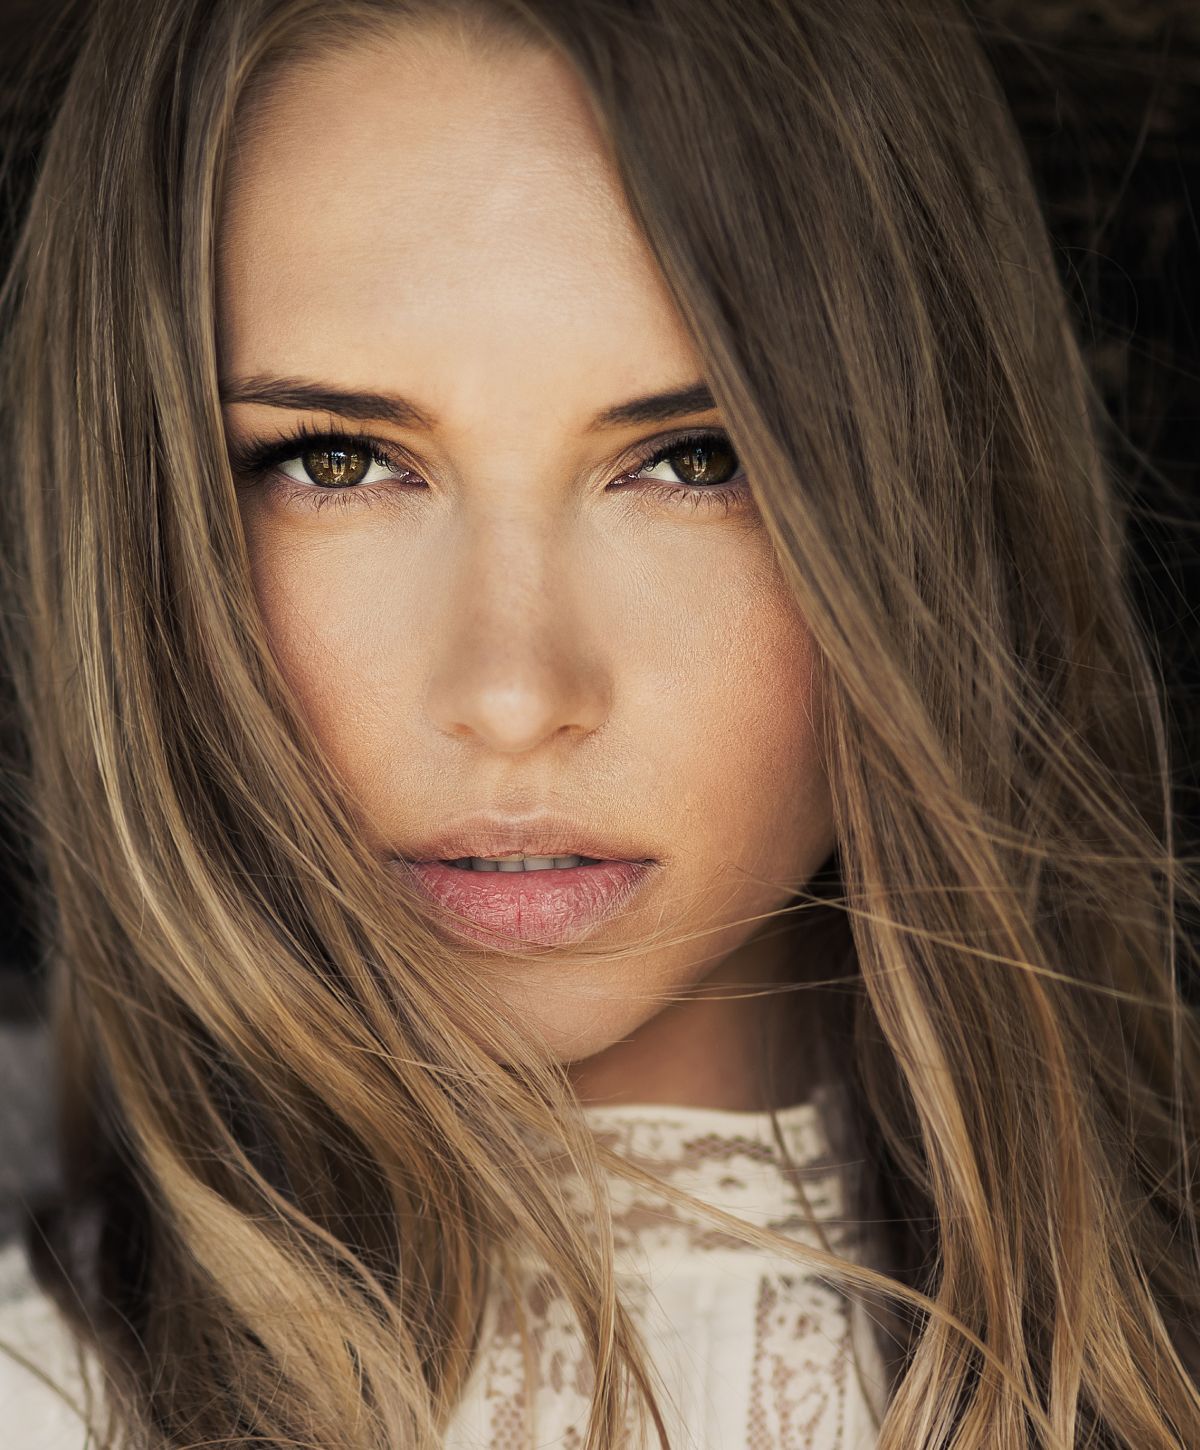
[[1, 0, 1198, 1445]]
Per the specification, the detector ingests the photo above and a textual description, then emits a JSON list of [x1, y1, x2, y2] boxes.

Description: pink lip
[[391, 858, 657, 948]]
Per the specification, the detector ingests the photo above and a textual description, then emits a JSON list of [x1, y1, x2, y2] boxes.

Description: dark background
[[0, 0, 1197, 1237]]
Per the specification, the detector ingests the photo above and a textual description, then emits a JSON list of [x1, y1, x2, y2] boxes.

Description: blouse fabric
[[0, 1093, 891, 1448]]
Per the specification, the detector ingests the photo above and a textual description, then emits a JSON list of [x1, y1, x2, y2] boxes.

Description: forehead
[[215, 23, 698, 421]]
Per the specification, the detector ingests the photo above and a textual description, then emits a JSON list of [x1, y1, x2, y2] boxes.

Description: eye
[[278, 441, 405, 489], [630, 432, 742, 490], [228, 422, 751, 519]]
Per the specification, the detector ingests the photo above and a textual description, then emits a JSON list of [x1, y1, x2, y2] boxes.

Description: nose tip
[[425, 622, 612, 755], [436, 682, 601, 754]]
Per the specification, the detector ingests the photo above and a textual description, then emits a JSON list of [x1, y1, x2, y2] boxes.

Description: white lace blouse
[[0, 1095, 892, 1448]]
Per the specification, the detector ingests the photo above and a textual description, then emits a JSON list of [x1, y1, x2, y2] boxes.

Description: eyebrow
[[218, 375, 718, 432]]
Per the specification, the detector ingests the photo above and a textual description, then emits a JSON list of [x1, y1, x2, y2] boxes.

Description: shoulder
[[0, 1240, 97, 1450]]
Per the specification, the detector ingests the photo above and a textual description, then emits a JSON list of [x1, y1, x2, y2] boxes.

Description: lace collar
[[519, 1086, 860, 1269]]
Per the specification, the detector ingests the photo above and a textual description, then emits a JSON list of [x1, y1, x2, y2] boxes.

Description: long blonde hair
[[1, 0, 1198, 1445]]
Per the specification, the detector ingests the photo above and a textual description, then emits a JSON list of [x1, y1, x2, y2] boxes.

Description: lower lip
[[392, 858, 657, 948]]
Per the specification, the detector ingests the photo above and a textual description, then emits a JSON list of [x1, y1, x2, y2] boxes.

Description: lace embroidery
[[747, 1275, 856, 1449], [448, 1100, 879, 1449]]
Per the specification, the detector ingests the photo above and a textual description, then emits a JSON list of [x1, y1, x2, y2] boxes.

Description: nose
[[422, 514, 613, 755]]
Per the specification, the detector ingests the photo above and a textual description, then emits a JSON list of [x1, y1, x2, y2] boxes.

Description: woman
[[0, 0, 1197, 1445]]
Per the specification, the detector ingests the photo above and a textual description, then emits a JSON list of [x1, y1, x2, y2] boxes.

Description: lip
[[396, 811, 657, 867], [390, 856, 659, 948]]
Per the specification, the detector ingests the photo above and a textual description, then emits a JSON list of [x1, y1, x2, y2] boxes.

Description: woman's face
[[217, 22, 835, 1087]]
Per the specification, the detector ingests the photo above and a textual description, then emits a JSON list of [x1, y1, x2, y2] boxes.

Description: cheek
[[243, 527, 409, 776], [661, 562, 830, 880]]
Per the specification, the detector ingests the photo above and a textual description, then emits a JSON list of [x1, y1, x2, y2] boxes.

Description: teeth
[[446, 854, 598, 872]]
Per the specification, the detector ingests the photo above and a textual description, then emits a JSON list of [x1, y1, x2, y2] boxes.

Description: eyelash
[[227, 422, 750, 518]]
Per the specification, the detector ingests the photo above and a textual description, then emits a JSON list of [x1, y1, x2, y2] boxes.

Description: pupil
[[303, 445, 367, 488], [676, 439, 737, 486]]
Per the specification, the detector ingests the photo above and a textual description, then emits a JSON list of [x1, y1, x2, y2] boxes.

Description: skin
[[216, 21, 836, 1112]]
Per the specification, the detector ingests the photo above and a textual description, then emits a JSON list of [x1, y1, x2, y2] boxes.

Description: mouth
[[388, 855, 659, 948], [431, 853, 634, 871]]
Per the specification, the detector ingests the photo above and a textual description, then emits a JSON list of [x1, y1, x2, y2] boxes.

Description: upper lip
[[396, 812, 656, 864]]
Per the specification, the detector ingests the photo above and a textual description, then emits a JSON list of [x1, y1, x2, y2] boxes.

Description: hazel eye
[[636, 435, 741, 488], [279, 443, 400, 489]]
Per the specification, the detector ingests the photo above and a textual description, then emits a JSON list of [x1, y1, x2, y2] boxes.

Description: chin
[[512, 993, 667, 1068]]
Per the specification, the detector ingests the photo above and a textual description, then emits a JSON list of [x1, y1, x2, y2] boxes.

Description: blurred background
[[0, 0, 1197, 1243]]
